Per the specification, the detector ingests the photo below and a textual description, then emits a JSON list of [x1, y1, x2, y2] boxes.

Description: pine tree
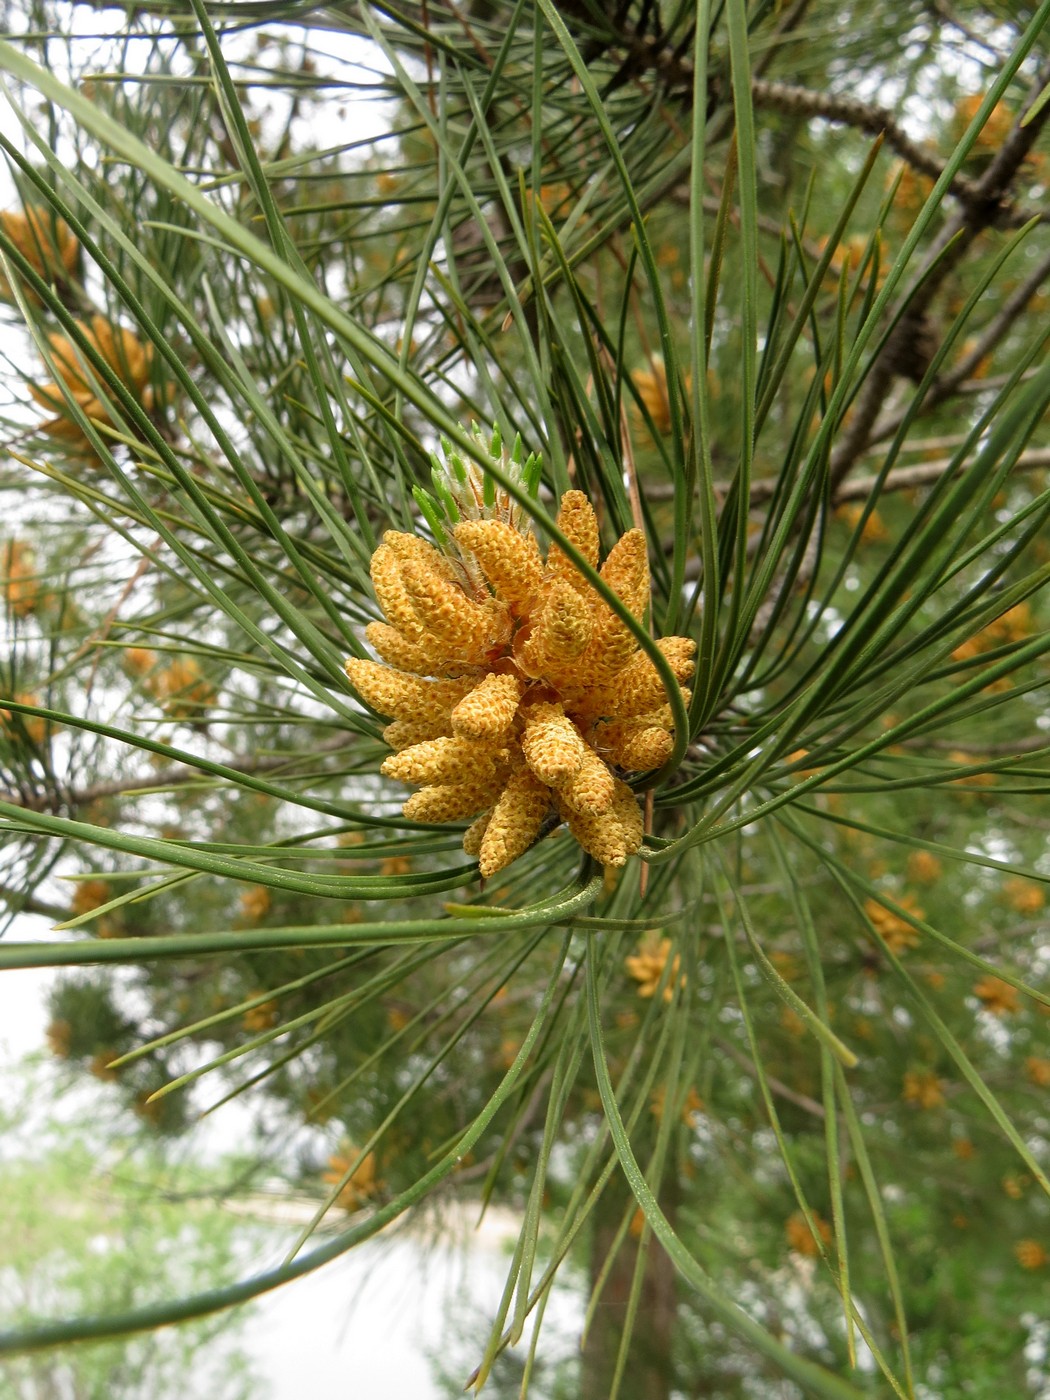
[[1, 3, 1049, 1395]]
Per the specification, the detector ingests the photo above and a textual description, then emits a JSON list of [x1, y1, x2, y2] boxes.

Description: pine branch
[[830, 446, 1050, 502], [863, 247, 1050, 451], [650, 445, 1050, 513], [714, 1037, 826, 1120], [0, 880, 69, 923], [750, 79, 982, 200], [828, 54, 1050, 491], [0, 735, 354, 815]]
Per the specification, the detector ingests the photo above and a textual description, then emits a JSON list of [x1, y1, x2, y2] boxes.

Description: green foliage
[[0, 2, 1049, 1396], [0, 1061, 265, 1400]]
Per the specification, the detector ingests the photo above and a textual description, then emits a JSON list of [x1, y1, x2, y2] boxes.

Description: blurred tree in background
[[0, 1061, 266, 1399], [0, 1, 1048, 1395]]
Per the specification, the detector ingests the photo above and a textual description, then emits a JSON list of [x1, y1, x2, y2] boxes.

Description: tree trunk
[[580, 1168, 678, 1400]]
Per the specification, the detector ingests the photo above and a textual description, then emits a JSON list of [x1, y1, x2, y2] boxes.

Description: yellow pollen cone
[[563, 777, 645, 865], [463, 810, 492, 858], [345, 657, 472, 725], [547, 489, 600, 585], [521, 702, 586, 784], [596, 721, 674, 773], [599, 528, 650, 615], [31, 316, 155, 443], [369, 545, 426, 641], [454, 519, 545, 614], [381, 529, 456, 579], [400, 556, 510, 661], [383, 718, 449, 750], [403, 769, 508, 823], [562, 804, 629, 867], [517, 577, 593, 680], [588, 637, 696, 718], [381, 734, 503, 786], [355, 481, 693, 876], [0, 207, 79, 302], [555, 744, 616, 816], [479, 765, 552, 877], [450, 671, 523, 741], [365, 621, 444, 675]]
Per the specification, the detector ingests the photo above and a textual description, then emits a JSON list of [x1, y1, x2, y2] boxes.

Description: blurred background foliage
[[0, 1060, 268, 1399], [0, 0, 1049, 1395]]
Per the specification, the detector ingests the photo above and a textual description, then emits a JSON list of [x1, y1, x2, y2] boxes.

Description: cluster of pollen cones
[[30, 314, 154, 444], [345, 490, 695, 877]]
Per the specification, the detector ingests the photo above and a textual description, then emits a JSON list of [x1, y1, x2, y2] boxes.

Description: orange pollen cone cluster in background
[[953, 93, 1015, 151], [30, 315, 154, 444], [145, 655, 216, 717], [70, 878, 111, 917], [2, 539, 41, 615], [0, 692, 47, 745], [902, 1069, 945, 1109], [973, 974, 1021, 1016], [322, 1148, 378, 1211], [345, 490, 695, 876], [1015, 1239, 1048, 1270], [952, 601, 1033, 663], [864, 894, 923, 954], [625, 936, 685, 1001], [0, 206, 79, 300], [239, 885, 272, 923], [123, 646, 158, 678], [785, 1210, 832, 1257]]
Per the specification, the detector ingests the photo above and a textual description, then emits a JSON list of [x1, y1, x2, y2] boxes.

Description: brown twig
[[649, 443, 1050, 514], [671, 444, 1050, 582], [751, 79, 981, 199], [0, 733, 355, 815], [828, 55, 1050, 491], [715, 1035, 826, 1119], [833, 446, 1050, 502], [862, 247, 1050, 452], [0, 881, 69, 923]]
